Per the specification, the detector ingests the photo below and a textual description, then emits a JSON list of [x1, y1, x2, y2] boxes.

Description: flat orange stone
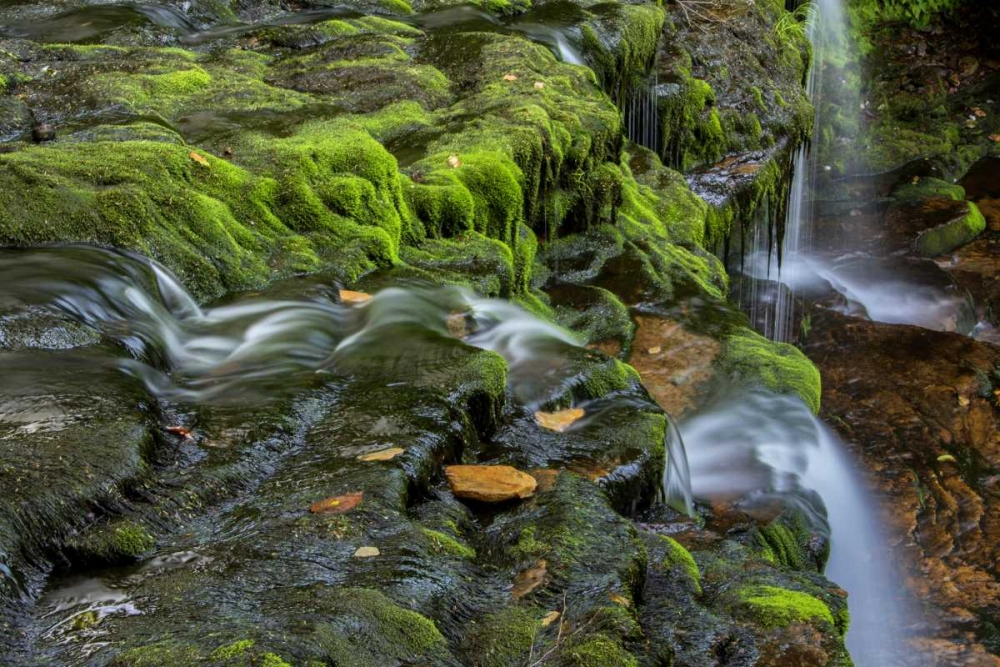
[[445, 464, 537, 503]]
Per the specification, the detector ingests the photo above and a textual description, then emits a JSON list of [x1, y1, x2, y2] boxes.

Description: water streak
[[680, 391, 918, 666]]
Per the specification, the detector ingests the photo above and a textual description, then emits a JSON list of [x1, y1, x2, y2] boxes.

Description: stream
[[1, 0, 997, 664]]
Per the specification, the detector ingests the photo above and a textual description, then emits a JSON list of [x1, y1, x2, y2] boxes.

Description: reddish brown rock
[[804, 307, 1000, 666], [444, 464, 537, 503]]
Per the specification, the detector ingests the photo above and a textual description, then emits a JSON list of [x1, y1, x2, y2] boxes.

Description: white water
[[678, 391, 916, 666]]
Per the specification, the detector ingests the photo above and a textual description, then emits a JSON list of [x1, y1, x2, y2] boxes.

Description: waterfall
[[740, 0, 855, 343], [680, 391, 920, 667], [625, 72, 660, 154]]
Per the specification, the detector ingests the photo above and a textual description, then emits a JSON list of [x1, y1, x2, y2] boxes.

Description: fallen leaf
[[990, 134, 1000, 143], [513, 559, 547, 598], [535, 408, 585, 432], [339, 289, 371, 304], [447, 154, 461, 168], [358, 447, 404, 462], [937, 454, 957, 463], [958, 395, 970, 407], [166, 426, 194, 441], [224, 146, 234, 156], [310, 491, 364, 514], [503, 73, 518, 81], [533, 81, 545, 90], [973, 107, 987, 118], [446, 311, 468, 338], [610, 592, 631, 607], [353, 546, 380, 558], [189, 151, 210, 167], [540, 611, 560, 627], [647, 346, 662, 355]]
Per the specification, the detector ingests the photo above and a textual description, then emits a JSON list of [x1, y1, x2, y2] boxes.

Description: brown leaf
[[339, 289, 372, 304], [166, 426, 194, 441], [446, 311, 468, 338], [502, 73, 518, 81], [990, 134, 1000, 143], [358, 447, 404, 462], [189, 151, 210, 168], [973, 107, 987, 118], [534, 408, 585, 432], [512, 559, 547, 599], [647, 346, 662, 355], [310, 491, 363, 514], [447, 154, 461, 168]]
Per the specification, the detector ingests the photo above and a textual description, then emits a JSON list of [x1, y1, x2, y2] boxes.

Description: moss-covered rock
[[716, 327, 822, 413]]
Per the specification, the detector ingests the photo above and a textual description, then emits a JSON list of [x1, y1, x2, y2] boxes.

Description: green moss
[[915, 201, 986, 257], [737, 585, 835, 629], [71, 520, 155, 563], [421, 528, 476, 559], [210, 639, 255, 661], [464, 607, 539, 667], [564, 635, 639, 667], [259, 654, 292, 667], [660, 536, 701, 593], [894, 177, 965, 203], [110, 642, 201, 666], [717, 328, 821, 413], [316, 588, 448, 666]]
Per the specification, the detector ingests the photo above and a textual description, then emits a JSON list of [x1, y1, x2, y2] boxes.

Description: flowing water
[[676, 392, 917, 666]]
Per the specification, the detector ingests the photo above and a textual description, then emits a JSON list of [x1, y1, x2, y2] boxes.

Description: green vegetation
[[717, 328, 822, 413], [737, 585, 836, 628]]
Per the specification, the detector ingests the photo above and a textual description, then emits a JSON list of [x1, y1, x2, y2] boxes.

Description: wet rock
[[444, 464, 537, 503], [805, 307, 1000, 665]]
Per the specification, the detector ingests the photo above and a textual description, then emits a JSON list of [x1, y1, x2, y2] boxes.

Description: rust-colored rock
[[444, 464, 537, 503]]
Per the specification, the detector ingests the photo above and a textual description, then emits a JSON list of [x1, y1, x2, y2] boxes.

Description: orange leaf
[[990, 134, 1000, 143], [512, 559, 547, 599], [166, 426, 194, 441], [534, 408, 585, 432], [339, 289, 372, 304], [189, 151, 210, 168], [310, 491, 363, 514], [973, 107, 987, 118]]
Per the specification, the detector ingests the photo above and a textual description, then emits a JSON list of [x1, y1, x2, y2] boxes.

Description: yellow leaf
[[647, 346, 662, 355], [610, 592, 630, 607], [534, 408, 585, 432], [358, 447, 405, 462], [540, 611, 560, 627], [189, 151, 210, 167], [937, 454, 957, 463], [502, 73, 518, 81]]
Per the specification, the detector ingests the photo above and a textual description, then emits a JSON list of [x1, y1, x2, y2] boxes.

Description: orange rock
[[534, 408, 585, 432], [445, 464, 537, 503]]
